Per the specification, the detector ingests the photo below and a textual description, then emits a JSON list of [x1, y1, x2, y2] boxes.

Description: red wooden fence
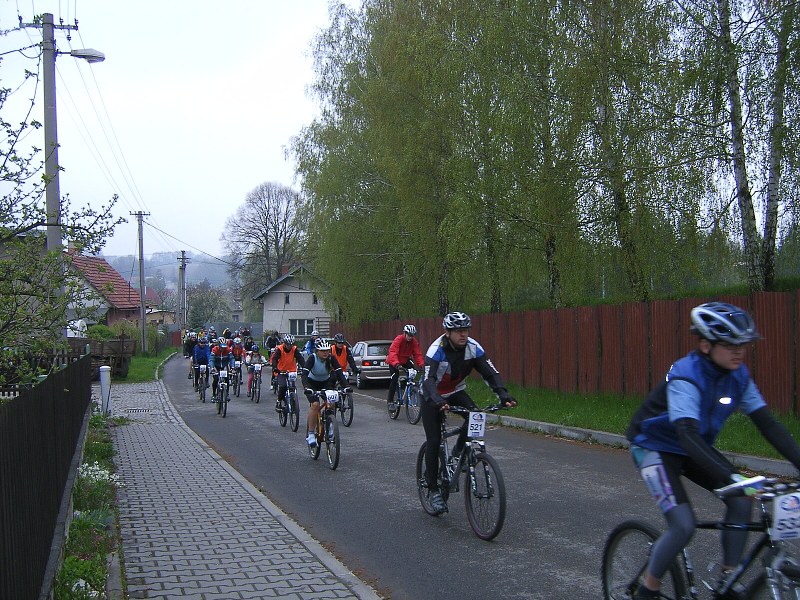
[[332, 291, 800, 415]]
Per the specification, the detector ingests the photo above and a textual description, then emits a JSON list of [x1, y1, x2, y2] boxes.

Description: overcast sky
[[1, 0, 354, 260]]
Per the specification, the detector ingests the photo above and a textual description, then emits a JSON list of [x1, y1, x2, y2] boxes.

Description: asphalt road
[[163, 355, 730, 600]]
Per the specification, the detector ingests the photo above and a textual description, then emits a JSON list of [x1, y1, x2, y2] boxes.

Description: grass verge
[[118, 347, 178, 383], [465, 379, 800, 461]]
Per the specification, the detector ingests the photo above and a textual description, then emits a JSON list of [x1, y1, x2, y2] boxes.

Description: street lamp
[[42, 12, 105, 253]]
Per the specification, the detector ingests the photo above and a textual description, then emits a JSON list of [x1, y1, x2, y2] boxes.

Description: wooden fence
[[333, 291, 800, 415]]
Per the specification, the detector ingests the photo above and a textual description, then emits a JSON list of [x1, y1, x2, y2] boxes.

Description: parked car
[[349, 340, 393, 389]]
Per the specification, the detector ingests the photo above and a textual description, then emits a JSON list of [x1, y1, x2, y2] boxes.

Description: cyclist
[[265, 330, 280, 354], [387, 324, 425, 408], [626, 302, 800, 599], [230, 337, 247, 385], [301, 338, 349, 447], [421, 312, 516, 516], [331, 333, 359, 382], [245, 344, 268, 397], [303, 330, 320, 356], [192, 337, 211, 390], [271, 334, 305, 411], [210, 337, 232, 401]]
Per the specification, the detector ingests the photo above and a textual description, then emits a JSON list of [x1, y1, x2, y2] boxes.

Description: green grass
[[118, 347, 178, 383], [465, 379, 800, 461]]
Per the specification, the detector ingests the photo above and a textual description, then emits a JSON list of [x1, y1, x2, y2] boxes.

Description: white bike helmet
[[403, 324, 417, 336], [443, 312, 472, 330], [690, 302, 760, 345], [314, 337, 331, 351]]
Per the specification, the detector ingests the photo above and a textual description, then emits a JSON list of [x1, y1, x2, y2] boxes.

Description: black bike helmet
[[443, 312, 472, 330], [333, 333, 345, 343], [690, 302, 760, 345]]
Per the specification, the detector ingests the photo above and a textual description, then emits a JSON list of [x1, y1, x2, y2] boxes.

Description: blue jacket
[[193, 343, 211, 365], [628, 351, 762, 455]]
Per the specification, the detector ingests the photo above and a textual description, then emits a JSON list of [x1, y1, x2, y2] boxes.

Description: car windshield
[[367, 344, 390, 356]]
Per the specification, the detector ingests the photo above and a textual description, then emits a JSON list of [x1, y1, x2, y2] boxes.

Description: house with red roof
[[67, 252, 142, 326]]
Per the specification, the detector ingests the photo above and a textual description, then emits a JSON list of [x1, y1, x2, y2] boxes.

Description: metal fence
[[333, 290, 800, 415], [0, 354, 92, 600]]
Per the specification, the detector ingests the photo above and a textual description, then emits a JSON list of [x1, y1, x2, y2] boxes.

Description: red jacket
[[387, 334, 424, 369]]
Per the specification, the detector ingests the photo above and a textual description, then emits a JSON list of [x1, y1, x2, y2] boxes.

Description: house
[[68, 252, 141, 326], [252, 265, 334, 338]]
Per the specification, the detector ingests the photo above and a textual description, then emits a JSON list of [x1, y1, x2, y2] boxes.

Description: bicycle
[[307, 389, 342, 470], [232, 360, 242, 397], [601, 475, 800, 599], [250, 363, 263, 403], [215, 367, 230, 417], [337, 373, 354, 427], [416, 404, 507, 540], [277, 371, 300, 432], [388, 367, 421, 424], [197, 364, 208, 403]]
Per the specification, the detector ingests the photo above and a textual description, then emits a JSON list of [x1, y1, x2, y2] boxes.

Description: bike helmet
[[311, 330, 319, 337], [251, 344, 260, 352], [403, 324, 417, 336], [443, 312, 472, 330], [690, 302, 760, 345], [333, 333, 345, 343], [282, 334, 295, 345], [218, 337, 226, 345], [199, 337, 208, 343], [234, 337, 241, 344], [314, 337, 331, 351]]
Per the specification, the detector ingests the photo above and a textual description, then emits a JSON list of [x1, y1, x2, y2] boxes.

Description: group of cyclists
[[179, 302, 800, 598]]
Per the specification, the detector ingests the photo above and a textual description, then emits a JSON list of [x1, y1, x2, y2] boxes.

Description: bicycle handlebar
[[446, 404, 507, 415], [713, 476, 800, 500]]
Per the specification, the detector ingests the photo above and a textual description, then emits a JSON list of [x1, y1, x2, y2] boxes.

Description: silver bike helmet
[[690, 302, 760, 345], [403, 324, 417, 336], [443, 312, 472, 330]]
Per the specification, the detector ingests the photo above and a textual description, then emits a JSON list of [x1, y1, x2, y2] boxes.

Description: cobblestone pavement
[[108, 380, 380, 600]]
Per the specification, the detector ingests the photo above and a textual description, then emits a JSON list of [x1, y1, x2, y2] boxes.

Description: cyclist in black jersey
[[421, 311, 516, 515]]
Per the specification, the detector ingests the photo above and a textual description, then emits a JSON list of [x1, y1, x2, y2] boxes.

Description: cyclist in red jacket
[[387, 324, 425, 408]]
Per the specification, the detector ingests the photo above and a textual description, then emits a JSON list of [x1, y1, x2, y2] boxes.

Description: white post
[[99, 366, 112, 415]]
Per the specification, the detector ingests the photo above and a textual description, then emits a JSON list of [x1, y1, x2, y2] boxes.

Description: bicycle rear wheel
[[464, 452, 506, 541], [340, 392, 353, 427], [325, 413, 340, 470], [601, 520, 686, 600], [289, 393, 300, 432], [416, 443, 450, 515], [405, 385, 421, 424], [278, 397, 288, 427], [388, 383, 402, 420]]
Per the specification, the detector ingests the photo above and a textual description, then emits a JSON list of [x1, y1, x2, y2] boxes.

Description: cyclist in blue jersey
[[301, 338, 349, 447], [420, 312, 516, 516], [626, 302, 800, 599]]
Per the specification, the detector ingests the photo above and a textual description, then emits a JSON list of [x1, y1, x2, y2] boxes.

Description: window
[[284, 293, 290, 305], [232, 315, 239, 322], [289, 319, 315, 336]]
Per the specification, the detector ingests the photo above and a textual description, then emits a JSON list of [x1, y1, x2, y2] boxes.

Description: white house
[[252, 265, 335, 338]]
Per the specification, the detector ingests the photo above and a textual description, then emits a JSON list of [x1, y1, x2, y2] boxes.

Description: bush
[[86, 324, 114, 340]]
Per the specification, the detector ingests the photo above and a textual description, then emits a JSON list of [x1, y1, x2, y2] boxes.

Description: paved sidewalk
[[108, 380, 380, 600]]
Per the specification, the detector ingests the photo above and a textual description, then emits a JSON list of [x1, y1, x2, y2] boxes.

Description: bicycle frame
[[439, 411, 488, 494]]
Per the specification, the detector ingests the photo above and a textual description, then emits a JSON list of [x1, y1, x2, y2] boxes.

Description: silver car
[[350, 340, 393, 389]]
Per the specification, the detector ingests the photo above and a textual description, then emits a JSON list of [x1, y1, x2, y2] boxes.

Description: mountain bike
[[250, 363, 262, 403], [232, 360, 242, 397], [277, 371, 300, 432], [197, 364, 207, 403], [601, 476, 800, 599], [215, 367, 230, 417], [388, 367, 422, 424], [307, 389, 342, 470], [337, 373, 354, 427], [416, 404, 507, 540]]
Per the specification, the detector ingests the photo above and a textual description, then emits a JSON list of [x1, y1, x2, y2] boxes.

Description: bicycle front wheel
[[340, 392, 353, 427], [464, 452, 506, 541], [601, 520, 686, 600], [255, 379, 261, 403], [405, 386, 421, 424], [289, 393, 300, 432], [199, 376, 206, 402], [388, 383, 402, 420], [325, 414, 340, 470]]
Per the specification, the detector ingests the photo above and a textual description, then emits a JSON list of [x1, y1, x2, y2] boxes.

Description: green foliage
[[110, 319, 138, 340], [119, 346, 175, 383], [87, 324, 114, 340]]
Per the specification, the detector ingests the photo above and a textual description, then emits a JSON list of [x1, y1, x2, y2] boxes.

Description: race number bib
[[220, 370, 228, 379], [199, 365, 207, 373], [467, 412, 487, 438], [254, 363, 262, 372], [407, 368, 417, 380], [325, 390, 339, 405], [772, 493, 800, 540], [288, 372, 297, 382], [235, 361, 241, 368]]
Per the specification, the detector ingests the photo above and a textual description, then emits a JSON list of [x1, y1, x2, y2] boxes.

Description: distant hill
[[101, 251, 232, 289]]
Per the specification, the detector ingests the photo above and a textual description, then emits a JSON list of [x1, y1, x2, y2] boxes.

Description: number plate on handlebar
[[772, 492, 800, 540], [325, 390, 338, 405], [219, 370, 228, 379], [288, 372, 297, 381], [254, 363, 262, 371], [467, 412, 487, 438]]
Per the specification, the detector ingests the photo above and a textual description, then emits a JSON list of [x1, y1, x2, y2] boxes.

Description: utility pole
[[131, 211, 150, 354], [177, 251, 190, 336]]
